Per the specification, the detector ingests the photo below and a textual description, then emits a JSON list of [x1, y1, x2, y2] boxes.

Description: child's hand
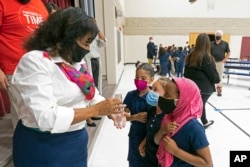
[[138, 145, 145, 157], [162, 122, 179, 134], [139, 139, 146, 157], [163, 136, 179, 155], [134, 112, 147, 123]]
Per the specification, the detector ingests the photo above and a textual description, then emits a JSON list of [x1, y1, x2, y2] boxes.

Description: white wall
[[229, 36, 243, 59], [124, 35, 241, 64], [124, 35, 188, 63], [119, 0, 125, 13], [124, 0, 250, 18], [93, 0, 249, 84], [123, 0, 250, 63]]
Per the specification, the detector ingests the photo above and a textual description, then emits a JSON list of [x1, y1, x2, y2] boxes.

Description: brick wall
[[124, 18, 250, 36]]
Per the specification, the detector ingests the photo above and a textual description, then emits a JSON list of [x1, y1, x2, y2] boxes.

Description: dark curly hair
[[45, 2, 60, 14], [24, 7, 98, 63]]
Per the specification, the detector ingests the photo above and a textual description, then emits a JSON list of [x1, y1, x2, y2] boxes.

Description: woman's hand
[[0, 69, 9, 90], [216, 84, 222, 94], [112, 112, 130, 129], [95, 98, 126, 116], [95, 98, 128, 129]]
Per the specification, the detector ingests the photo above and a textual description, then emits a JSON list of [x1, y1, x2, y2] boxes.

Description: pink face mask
[[134, 79, 148, 91]]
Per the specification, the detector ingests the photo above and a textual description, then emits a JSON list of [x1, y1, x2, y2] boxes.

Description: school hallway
[[88, 64, 250, 167]]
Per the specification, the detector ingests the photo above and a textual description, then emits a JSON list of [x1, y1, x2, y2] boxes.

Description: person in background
[[167, 46, 175, 76], [45, 2, 59, 14], [124, 62, 155, 167], [84, 18, 107, 126], [85, 18, 106, 93], [8, 7, 125, 167], [138, 77, 179, 167], [158, 47, 171, 77], [170, 46, 177, 75], [189, 44, 195, 54], [147, 37, 156, 65], [153, 44, 158, 65], [210, 30, 230, 96], [174, 46, 186, 77], [183, 46, 188, 56], [158, 43, 163, 55], [184, 33, 221, 129], [155, 77, 213, 167], [0, 0, 48, 126]]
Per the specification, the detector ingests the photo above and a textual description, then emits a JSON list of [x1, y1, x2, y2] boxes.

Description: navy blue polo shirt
[[123, 90, 153, 165]]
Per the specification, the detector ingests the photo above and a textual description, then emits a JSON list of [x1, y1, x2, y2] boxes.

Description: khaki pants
[[215, 61, 224, 81], [215, 61, 223, 94], [148, 58, 153, 65]]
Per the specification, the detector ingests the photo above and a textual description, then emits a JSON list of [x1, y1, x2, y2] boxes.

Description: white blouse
[[9, 50, 105, 133]]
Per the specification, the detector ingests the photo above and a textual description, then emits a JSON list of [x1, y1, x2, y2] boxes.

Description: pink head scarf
[[156, 77, 203, 167]]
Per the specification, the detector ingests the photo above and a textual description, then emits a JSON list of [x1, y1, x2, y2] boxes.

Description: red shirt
[[0, 0, 48, 74]]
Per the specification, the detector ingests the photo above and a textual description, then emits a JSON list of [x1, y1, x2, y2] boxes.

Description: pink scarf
[[156, 77, 203, 167], [43, 52, 95, 100]]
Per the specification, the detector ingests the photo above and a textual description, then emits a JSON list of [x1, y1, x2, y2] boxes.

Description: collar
[[50, 56, 65, 63], [215, 40, 222, 45], [51, 56, 86, 70]]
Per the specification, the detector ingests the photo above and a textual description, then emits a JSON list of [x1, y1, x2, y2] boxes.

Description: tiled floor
[[88, 64, 250, 167]]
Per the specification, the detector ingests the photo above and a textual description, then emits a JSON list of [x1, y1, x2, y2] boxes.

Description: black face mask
[[215, 36, 221, 40], [158, 96, 178, 114], [72, 44, 90, 62]]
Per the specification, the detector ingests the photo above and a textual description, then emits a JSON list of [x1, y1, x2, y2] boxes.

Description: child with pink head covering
[[139, 77, 213, 167], [156, 77, 213, 166]]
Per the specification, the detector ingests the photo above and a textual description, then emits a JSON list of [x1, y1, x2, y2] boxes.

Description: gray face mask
[[215, 36, 221, 40]]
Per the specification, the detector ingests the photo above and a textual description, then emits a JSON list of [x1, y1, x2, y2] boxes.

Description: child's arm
[[154, 122, 179, 145], [126, 111, 147, 123], [163, 136, 213, 167], [124, 107, 147, 123], [138, 137, 147, 157]]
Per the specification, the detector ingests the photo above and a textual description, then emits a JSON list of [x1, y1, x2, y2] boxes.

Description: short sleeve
[[189, 122, 209, 150]]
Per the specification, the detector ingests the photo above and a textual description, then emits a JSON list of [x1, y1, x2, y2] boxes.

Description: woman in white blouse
[[9, 7, 125, 167]]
